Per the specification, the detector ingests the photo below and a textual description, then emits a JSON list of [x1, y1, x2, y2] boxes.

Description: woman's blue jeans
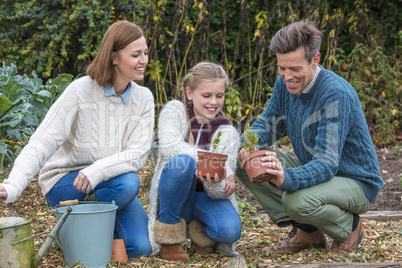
[[158, 154, 242, 244], [46, 170, 152, 257]]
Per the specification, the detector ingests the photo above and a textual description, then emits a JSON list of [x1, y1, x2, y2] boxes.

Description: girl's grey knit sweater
[[148, 100, 240, 255]]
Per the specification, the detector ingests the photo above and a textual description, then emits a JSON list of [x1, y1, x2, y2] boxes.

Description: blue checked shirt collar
[[298, 66, 321, 96], [105, 81, 132, 104]]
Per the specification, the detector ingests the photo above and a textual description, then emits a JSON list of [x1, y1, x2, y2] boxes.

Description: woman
[[0, 20, 153, 257], [148, 61, 242, 263]]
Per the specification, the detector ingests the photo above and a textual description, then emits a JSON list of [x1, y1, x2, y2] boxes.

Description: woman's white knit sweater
[[1, 76, 155, 203], [148, 100, 240, 255]]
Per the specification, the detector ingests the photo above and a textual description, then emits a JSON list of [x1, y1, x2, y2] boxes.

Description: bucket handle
[[55, 199, 116, 209], [59, 199, 79, 207]]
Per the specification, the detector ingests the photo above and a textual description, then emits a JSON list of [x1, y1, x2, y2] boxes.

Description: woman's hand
[[0, 185, 8, 202], [195, 169, 226, 183], [73, 173, 92, 194], [224, 175, 235, 197]]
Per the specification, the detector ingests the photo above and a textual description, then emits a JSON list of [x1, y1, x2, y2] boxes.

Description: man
[[237, 19, 383, 256]]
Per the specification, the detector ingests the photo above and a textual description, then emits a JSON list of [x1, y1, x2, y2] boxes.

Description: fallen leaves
[[0, 161, 401, 267]]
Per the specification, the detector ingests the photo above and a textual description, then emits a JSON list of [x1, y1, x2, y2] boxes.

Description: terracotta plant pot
[[240, 150, 271, 183], [111, 239, 128, 262], [197, 151, 228, 178]]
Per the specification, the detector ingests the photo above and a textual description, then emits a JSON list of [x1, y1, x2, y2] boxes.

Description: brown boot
[[187, 220, 216, 255], [154, 219, 189, 263], [262, 227, 328, 254], [329, 218, 364, 255], [160, 244, 190, 262]]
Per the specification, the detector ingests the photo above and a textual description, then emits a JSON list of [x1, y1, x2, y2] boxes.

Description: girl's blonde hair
[[179, 61, 229, 144]]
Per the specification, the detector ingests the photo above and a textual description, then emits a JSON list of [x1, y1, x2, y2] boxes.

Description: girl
[[0, 21, 153, 257], [148, 61, 242, 263]]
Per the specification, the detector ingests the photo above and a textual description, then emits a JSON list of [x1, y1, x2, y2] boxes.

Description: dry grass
[[0, 162, 401, 267]]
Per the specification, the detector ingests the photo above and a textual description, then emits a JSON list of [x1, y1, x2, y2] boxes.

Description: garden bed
[[0, 148, 400, 267]]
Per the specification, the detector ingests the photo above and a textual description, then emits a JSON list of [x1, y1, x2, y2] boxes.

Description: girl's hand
[[73, 172, 92, 194], [224, 176, 235, 197], [195, 169, 226, 183], [0, 185, 7, 201]]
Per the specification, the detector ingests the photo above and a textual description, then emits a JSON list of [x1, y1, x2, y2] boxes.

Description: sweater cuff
[[278, 170, 294, 192], [203, 180, 226, 199], [80, 165, 105, 189], [2, 184, 20, 204], [225, 168, 235, 178]]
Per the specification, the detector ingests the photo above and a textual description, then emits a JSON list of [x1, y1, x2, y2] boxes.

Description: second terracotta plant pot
[[240, 150, 271, 183], [111, 239, 128, 262], [197, 151, 228, 178]]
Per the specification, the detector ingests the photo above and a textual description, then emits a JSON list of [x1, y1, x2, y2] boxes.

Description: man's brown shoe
[[329, 218, 364, 255], [262, 227, 328, 254], [160, 244, 190, 263], [193, 243, 215, 255]]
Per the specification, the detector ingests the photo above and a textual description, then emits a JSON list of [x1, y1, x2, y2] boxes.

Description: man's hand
[[259, 151, 285, 187], [238, 148, 248, 163], [238, 147, 259, 165], [224, 175, 235, 197], [73, 173, 92, 194], [0, 185, 8, 202], [196, 169, 226, 184]]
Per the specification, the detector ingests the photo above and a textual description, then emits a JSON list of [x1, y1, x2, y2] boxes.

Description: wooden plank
[[258, 263, 402, 267], [251, 211, 402, 222], [361, 211, 402, 220]]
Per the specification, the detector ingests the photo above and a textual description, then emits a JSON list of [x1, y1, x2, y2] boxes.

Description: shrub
[[0, 63, 73, 169], [332, 44, 401, 147]]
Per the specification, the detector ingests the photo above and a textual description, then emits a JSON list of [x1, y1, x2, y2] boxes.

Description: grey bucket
[[54, 202, 118, 268]]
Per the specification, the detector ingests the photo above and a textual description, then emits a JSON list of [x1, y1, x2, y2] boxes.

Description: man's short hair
[[269, 19, 323, 63]]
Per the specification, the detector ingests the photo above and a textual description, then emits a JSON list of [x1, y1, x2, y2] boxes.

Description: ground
[[0, 148, 401, 267], [371, 149, 402, 211]]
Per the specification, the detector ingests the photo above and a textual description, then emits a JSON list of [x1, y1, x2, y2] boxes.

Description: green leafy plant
[[0, 63, 73, 170], [211, 131, 222, 153], [242, 124, 259, 154], [235, 194, 257, 224]]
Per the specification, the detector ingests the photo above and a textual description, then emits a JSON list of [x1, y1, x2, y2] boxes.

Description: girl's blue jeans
[[46, 170, 152, 257], [158, 154, 242, 244]]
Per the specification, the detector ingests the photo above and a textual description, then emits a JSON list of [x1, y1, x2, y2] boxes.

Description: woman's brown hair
[[86, 20, 144, 86]]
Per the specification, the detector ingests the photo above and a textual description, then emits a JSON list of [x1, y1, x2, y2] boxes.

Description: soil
[[0, 148, 400, 267], [236, 148, 402, 213]]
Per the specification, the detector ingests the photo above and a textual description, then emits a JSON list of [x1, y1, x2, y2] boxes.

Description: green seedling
[[211, 131, 222, 153], [242, 124, 259, 154]]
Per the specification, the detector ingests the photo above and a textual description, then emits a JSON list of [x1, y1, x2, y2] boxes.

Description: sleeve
[[1, 84, 79, 203], [157, 100, 201, 163], [241, 77, 287, 150], [203, 125, 240, 199], [279, 95, 351, 192], [80, 92, 155, 188]]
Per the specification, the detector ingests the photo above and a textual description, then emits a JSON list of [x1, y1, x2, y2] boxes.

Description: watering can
[[0, 203, 72, 268]]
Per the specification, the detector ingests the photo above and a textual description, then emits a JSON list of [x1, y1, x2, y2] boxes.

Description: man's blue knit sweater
[[247, 66, 383, 203]]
